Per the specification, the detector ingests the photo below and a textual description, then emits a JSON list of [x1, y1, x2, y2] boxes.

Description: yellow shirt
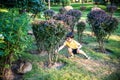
[[64, 39, 80, 49]]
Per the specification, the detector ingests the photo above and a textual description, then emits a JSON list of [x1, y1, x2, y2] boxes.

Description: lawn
[[14, 3, 120, 80]]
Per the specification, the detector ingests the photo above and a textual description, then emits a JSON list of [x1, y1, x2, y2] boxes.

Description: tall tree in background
[[48, 0, 51, 9]]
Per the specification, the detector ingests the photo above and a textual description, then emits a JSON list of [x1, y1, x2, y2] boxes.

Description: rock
[[17, 62, 32, 74]]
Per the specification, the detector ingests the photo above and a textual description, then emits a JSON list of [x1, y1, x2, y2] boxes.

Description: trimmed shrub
[[53, 14, 76, 31], [32, 20, 68, 64], [87, 8, 119, 53], [66, 9, 82, 22], [106, 4, 117, 16], [59, 6, 73, 14], [44, 9, 55, 20], [76, 21, 86, 42], [59, 7, 67, 14]]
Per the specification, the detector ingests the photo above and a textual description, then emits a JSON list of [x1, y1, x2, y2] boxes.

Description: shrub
[[61, 0, 71, 7], [87, 9, 119, 53], [53, 14, 76, 31], [59, 6, 73, 14], [106, 4, 117, 16], [76, 21, 86, 42], [80, 6, 86, 11], [0, 9, 30, 78], [32, 20, 68, 64], [66, 9, 82, 22], [59, 7, 67, 14], [17, 0, 45, 18], [44, 9, 55, 20]]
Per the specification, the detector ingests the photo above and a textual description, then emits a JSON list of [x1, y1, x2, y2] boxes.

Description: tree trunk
[[98, 40, 105, 53], [48, 0, 50, 9]]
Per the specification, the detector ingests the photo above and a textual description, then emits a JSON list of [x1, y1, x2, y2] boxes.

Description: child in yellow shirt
[[55, 32, 90, 59]]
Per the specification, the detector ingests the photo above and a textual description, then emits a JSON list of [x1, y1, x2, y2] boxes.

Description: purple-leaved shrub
[[44, 9, 55, 20], [66, 9, 82, 22], [53, 14, 76, 31], [87, 8, 118, 53], [32, 20, 68, 64], [106, 4, 117, 13]]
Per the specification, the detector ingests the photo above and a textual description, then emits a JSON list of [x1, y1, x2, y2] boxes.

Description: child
[[55, 32, 90, 59]]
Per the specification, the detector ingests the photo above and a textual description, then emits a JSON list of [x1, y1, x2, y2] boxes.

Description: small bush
[[80, 6, 86, 11], [66, 9, 82, 22], [76, 21, 86, 42], [59, 7, 67, 14], [53, 14, 76, 31], [106, 4, 117, 14], [59, 6, 73, 14], [44, 9, 55, 20]]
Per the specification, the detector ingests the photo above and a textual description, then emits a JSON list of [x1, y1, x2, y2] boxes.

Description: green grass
[[22, 3, 120, 80]]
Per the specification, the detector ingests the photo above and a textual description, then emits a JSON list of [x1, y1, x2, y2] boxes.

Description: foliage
[[87, 8, 119, 53], [53, 14, 76, 31], [106, 4, 117, 16], [76, 21, 86, 42], [59, 7, 67, 14], [93, 0, 106, 5], [66, 9, 82, 22], [0, 9, 30, 78], [59, 6, 73, 14], [61, 0, 71, 7], [80, 6, 86, 11], [44, 9, 55, 20], [32, 20, 68, 64], [17, 0, 46, 15]]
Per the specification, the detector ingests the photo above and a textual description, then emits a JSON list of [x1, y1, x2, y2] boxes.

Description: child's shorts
[[72, 49, 77, 54]]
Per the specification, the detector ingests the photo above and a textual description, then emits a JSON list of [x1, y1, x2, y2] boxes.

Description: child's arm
[[55, 44, 65, 53]]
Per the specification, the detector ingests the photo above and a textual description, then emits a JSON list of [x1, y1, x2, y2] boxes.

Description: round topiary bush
[[59, 7, 67, 14], [106, 4, 117, 17], [32, 20, 68, 64], [44, 9, 55, 20], [53, 14, 76, 31], [87, 8, 119, 53], [66, 9, 82, 22], [76, 21, 86, 42]]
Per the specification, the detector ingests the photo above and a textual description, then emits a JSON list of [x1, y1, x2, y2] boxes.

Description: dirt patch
[[71, 57, 120, 76], [37, 61, 66, 70]]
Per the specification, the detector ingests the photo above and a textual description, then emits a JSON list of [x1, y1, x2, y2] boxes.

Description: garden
[[0, 0, 120, 80]]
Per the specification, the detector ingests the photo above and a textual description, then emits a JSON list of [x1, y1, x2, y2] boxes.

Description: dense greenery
[[0, 9, 30, 78], [0, 2, 120, 80]]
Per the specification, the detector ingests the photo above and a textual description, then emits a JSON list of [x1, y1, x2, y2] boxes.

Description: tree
[[87, 7, 118, 53], [32, 20, 68, 66]]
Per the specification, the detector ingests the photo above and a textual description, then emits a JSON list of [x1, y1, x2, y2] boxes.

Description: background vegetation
[[0, 0, 120, 80]]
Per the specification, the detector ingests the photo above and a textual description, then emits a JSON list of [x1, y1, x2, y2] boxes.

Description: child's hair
[[66, 32, 74, 38]]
